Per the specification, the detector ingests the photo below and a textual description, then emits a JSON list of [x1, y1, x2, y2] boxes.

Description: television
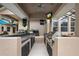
[[40, 20, 45, 25], [22, 18, 27, 27]]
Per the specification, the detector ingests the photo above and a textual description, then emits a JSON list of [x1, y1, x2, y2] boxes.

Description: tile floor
[[29, 37, 49, 56]]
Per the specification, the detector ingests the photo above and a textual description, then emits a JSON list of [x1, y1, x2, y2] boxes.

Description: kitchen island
[[44, 33, 79, 56], [0, 34, 35, 56]]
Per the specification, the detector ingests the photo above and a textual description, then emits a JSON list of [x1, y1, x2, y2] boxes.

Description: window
[[2, 26, 4, 31], [53, 21, 58, 32], [71, 16, 75, 32], [71, 22, 75, 26], [61, 22, 68, 26], [61, 17, 68, 32], [61, 27, 68, 32], [71, 27, 75, 32], [53, 27, 58, 32], [7, 27, 10, 32], [53, 22, 58, 27], [52, 9, 75, 33], [60, 10, 75, 32]]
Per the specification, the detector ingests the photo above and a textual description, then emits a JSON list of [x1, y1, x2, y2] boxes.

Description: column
[[4, 25, 7, 31], [51, 20, 53, 32], [68, 16, 71, 34], [58, 19, 61, 33], [46, 19, 51, 33], [58, 19, 62, 36]]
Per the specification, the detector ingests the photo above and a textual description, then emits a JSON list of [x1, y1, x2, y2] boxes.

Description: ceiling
[[18, 3, 62, 20]]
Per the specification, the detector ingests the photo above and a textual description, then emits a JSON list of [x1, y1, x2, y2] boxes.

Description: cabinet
[[21, 36, 35, 56], [31, 37, 35, 48], [47, 43, 52, 56], [22, 42, 29, 56]]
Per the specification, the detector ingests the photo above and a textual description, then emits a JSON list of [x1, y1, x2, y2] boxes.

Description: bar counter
[[0, 34, 35, 56]]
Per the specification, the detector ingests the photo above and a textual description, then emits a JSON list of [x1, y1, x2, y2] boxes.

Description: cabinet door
[[31, 37, 35, 48], [22, 42, 29, 56]]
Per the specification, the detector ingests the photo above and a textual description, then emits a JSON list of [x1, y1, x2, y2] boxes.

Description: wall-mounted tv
[[22, 18, 27, 27], [40, 20, 45, 25]]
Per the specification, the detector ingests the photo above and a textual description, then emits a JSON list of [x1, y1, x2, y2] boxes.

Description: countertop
[[0, 34, 35, 43]]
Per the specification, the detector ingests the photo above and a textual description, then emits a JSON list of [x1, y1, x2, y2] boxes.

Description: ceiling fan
[[37, 4, 45, 8]]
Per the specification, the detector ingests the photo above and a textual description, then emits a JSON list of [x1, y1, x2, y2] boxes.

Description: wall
[[18, 19, 28, 30], [30, 20, 46, 36], [75, 4, 79, 37], [0, 25, 17, 35]]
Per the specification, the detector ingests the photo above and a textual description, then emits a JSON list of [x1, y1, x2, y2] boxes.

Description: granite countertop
[[21, 35, 35, 43], [0, 34, 35, 43]]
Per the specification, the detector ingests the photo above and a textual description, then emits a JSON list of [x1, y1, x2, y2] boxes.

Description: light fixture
[[46, 12, 53, 19]]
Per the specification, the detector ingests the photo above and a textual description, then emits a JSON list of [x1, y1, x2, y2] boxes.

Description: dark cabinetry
[[21, 36, 35, 56], [33, 30, 39, 36], [22, 18, 27, 27], [22, 42, 29, 56], [31, 37, 35, 48], [47, 43, 52, 56]]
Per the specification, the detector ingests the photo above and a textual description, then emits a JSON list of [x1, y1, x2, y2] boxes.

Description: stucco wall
[[30, 20, 46, 36], [18, 19, 28, 30], [0, 25, 17, 35], [75, 4, 79, 37]]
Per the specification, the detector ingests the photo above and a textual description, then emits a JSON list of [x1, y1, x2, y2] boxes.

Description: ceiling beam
[[1, 3, 29, 19], [53, 3, 75, 20], [1, 14, 20, 21]]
